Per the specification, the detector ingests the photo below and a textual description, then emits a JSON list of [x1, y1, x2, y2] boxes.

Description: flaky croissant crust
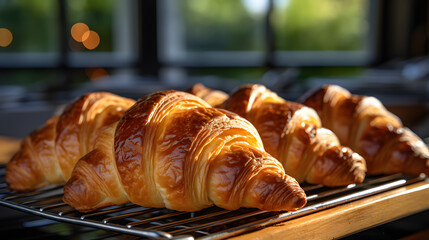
[[222, 84, 367, 187], [6, 92, 136, 191], [64, 90, 307, 212], [302, 85, 429, 176]]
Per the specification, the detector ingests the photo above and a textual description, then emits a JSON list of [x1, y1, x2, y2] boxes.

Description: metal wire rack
[[0, 165, 425, 239]]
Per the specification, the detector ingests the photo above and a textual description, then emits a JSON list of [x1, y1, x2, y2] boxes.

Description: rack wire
[[0, 165, 425, 239]]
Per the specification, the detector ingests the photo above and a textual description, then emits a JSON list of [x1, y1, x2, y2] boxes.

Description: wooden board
[[231, 180, 429, 240], [0, 136, 21, 164]]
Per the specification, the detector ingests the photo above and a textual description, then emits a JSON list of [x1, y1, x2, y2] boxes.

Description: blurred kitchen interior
[[0, 0, 428, 141]]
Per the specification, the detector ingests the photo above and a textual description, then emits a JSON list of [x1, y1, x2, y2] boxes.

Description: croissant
[[301, 85, 429, 176], [187, 83, 228, 108], [199, 84, 366, 187], [6, 92, 136, 191], [63, 90, 307, 212]]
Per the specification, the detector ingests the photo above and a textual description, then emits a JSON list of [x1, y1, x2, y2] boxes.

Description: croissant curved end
[[63, 175, 122, 213], [62, 167, 107, 212], [305, 146, 367, 187], [208, 143, 306, 212], [6, 160, 42, 191], [243, 173, 307, 211], [262, 176, 307, 211], [63, 149, 129, 212], [6, 148, 47, 191]]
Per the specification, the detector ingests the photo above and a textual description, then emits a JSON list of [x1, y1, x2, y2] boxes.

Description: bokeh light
[[86, 68, 108, 81], [82, 30, 100, 50], [71, 23, 89, 42], [0, 28, 13, 47]]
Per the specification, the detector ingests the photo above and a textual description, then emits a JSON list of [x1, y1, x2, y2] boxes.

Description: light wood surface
[[0, 136, 21, 164], [231, 180, 429, 240]]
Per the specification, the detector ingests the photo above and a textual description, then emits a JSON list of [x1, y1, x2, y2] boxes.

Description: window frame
[[157, 0, 380, 68], [0, 0, 399, 91], [0, 0, 141, 70]]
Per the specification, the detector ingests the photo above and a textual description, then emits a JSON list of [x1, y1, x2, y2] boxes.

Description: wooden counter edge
[[230, 180, 429, 240]]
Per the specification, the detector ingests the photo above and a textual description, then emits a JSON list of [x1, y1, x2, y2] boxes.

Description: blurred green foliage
[[0, 0, 58, 52], [67, 0, 114, 52], [0, 0, 114, 53], [181, 0, 368, 80], [181, 0, 266, 51], [188, 67, 267, 80], [181, 0, 367, 51], [0, 0, 369, 86], [0, 70, 58, 86], [273, 0, 367, 50], [0, 0, 368, 53]]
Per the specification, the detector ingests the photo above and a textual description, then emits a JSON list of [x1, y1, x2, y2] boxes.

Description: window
[[159, 0, 267, 67], [0, 0, 139, 90], [272, 0, 374, 66], [0, 0, 59, 67], [66, 0, 138, 68], [158, 0, 376, 67], [0, 0, 378, 93]]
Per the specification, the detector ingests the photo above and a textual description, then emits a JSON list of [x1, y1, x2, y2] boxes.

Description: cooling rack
[[0, 165, 425, 239]]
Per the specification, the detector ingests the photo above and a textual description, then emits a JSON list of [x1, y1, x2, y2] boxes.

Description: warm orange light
[[71, 23, 89, 42], [86, 68, 108, 81], [82, 31, 100, 50], [0, 28, 13, 47]]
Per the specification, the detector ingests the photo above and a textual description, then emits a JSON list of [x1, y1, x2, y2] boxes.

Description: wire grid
[[0, 165, 424, 239]]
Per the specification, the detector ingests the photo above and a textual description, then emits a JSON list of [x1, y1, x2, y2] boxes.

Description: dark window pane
[[0, 70, 58, 87], [67, 0, 114, 52], [0, 0, 59, 52], [188, 67, 266, 80], [66, 0, 138, 62]]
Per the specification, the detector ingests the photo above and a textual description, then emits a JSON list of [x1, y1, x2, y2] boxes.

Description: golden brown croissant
[[217, 84, 366, 187], [301, 84, 429, 176], [6, 92, 136, 191], [187, 83, 228, 108], [63, 90, 306, 212]]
